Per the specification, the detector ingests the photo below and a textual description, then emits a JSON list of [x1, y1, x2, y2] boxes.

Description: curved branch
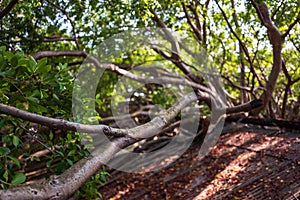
[[221, 75, 251, 92], [0, 93, 199, 199], [0, 95, 262, 199], [188, 3, 202, 33], [271, 0, 285, 21], [0, 136, 131, 200], [151, 46, 199, 83], [105, 63, 212, 94], [0, 103, 128, 137], [226, 99, 263, 114], [250, 2, 283, 115], [0, 0, 18, 19], [31, 50, 261, 116], [31, 50, 212, 94]]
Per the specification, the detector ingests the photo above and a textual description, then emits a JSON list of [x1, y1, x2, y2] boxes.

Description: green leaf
[[36, 65, 51, 75], [27, 56, 37, 73], [46, 160, 52, 168], [26, 96, 40, 104], [8, 155, 21, 168], [66, 158, 73, 166], [12, 135, 20, 147], [36, 57, 47, 68], [56, 150, 64, 157], [52, 93, 60, 101], [49, 132, 54, 140], [67, 149, 76, 157], [17, 58, 28, 67], [33, 156, 40, 162], [35, 58, 51, 74], [0, 46, 6, 52], [100, 172, 107, 182], [10, 56, 18, 67], [84, 144, 94, 150], [3, 170, 9, 181], [0, 60, 7, 72], [0, 147, 11, 156], [11, 173, 26, 184], [22, 152, 31, 157]]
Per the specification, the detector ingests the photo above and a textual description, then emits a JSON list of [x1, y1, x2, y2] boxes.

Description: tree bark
[[250, 2, 283, 115]]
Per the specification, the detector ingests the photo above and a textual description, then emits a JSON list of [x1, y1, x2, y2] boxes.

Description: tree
[[0, 0, 299, 199]]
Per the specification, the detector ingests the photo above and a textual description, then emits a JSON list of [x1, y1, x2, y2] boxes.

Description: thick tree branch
[[250, 2, 283, 115], [0, 103, 128, 137], [0, 92, 200, 199], [32, 50, 87, 60], [226, 99, 262, 114], [31, 50, 212, 95], [0, 86, 263, 199], [30, 50, 262, 117], [0, 0, 18, 19], [0, 136, 132, 200]]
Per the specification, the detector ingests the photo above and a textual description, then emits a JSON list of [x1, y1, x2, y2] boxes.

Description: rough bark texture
[[250, 2, 283, 115]]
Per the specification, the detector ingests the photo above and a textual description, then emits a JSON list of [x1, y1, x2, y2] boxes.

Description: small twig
[[214, 0, 263, 87], [282, 11, 300, 38], [182, 3, 202, 42], [19, 125, 55, 154], [45, 0, 80, 49]]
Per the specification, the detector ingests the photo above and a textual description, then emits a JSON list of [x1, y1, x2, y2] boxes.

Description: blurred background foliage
[[0, 0, 299, 198]]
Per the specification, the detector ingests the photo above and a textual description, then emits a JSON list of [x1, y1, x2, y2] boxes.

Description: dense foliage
[[0, 0, 299, 198]]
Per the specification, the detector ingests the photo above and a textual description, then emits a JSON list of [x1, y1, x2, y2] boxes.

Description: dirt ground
[[98, 126, 300, 200]]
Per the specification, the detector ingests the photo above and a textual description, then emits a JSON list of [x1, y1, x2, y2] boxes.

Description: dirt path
[[98, 128, 300, 200]]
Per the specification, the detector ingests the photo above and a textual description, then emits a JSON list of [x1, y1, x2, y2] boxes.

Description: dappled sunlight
[[193, 151, 256, 199], [99, 129, 300, 199], [0, 0, 299, 198]]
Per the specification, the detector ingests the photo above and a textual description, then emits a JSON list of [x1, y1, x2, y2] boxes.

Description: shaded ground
[[98, 126, 300, 200]]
